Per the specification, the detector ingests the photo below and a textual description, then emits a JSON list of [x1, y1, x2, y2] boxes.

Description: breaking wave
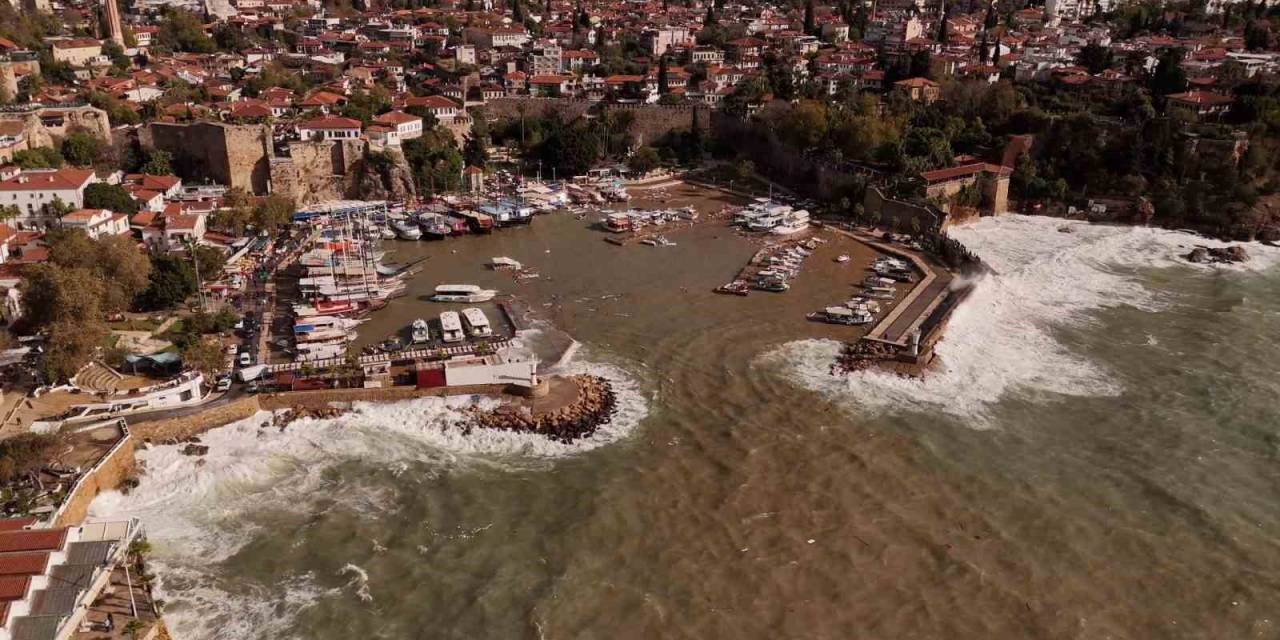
[[88, 349, 648, 639], [763, 216, 1280, 425]]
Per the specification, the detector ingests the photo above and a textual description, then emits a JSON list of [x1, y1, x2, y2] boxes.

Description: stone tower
[[104, 0, 125, 47]]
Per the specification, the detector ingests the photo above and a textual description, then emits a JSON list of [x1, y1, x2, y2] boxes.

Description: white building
[[59, 208, 130, 239], [297, 116, 363, 141], [0, 168, 97, 229], [372, 110, 424, 141]]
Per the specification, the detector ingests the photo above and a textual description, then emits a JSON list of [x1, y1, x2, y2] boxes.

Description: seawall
[[53, 434, 136, 528]]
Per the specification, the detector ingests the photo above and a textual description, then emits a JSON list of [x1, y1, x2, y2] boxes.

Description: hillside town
[[0, 0, 1269, 634]]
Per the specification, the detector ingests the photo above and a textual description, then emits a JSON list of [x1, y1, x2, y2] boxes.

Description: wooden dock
[[603, 220, 696, 246]]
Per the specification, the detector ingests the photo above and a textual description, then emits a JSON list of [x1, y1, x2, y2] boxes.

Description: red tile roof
[[0, 529, 66, 554], [921, 162, 1010, 183], [298, 116, 363, 130], [0, 575, 30, 602], [0, 552, 48, 577], [0, 169, 94, 192], [0, 518, 36, 533], [1167, 90, 1234, 106]]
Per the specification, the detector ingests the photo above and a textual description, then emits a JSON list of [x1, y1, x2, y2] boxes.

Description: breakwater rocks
[[468, 375, 617, 443], [835, 340, 899, 374], [272, 406, 349, 429], [1186, 245, 1250, 264]]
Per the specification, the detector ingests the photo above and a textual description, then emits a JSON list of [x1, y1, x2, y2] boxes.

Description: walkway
[[831, 228, 954, 347], [263, 340, 514, 374]]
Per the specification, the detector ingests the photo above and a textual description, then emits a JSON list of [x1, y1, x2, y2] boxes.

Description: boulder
[[1186, 245, 1250, 264]]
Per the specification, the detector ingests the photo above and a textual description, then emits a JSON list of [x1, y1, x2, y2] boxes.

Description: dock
[[264, 340, 514, 374], [603, 220, 696, 245]]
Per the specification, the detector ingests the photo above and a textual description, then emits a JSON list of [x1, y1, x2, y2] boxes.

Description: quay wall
[[53, 435, 136, 528], [129, 396, 263, 442], [256, 383, 520, 411]]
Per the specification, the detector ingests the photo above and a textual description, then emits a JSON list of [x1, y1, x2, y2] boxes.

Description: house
[[372, 110, 424, 141], [50, 38, 103, 66], [894, 77, 941, 104], [0, 168, 97, 229], [920, 162, 1012, 215], [0, 121, 26, 164], [297, 116, 363, 141], [59, 209, 130, 239], [1165, 91, 1234, 122], [402, 95, 461, 124]]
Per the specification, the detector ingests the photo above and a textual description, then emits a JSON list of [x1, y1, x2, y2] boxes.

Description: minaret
[[104, 0, 125, 47]]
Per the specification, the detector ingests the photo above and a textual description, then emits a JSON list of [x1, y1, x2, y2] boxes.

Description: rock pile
[[467, 375, 617, 443], [1186, 245, 1250, 264], [272, 406, 349, 429], [834, 340, 898, 374]]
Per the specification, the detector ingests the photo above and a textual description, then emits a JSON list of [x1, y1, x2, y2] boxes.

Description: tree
[[253, 195, 295, 231], [658, 55, 670, 94], [44, 230, 151, 314], [157, 8, 215, 53], [41, 319, 108, 382], [192, 245, 226, 283], [138, 148, 173, 175], [12, 147, 63, 169], [627, 146, 660, 174], [1077, 42, 1114, 74], [180, 336, 223, 377], [804, 0, 816, 35], [83, 183, 140, 214], [1149, 48, 1188, 96], [138, 253, 197, 311]]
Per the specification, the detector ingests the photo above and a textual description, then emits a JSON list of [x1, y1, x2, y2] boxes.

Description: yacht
[[410, 318, 431, 344], [771, 209, 811, 235], [807, 306, 873, 326], [438, 311, 466, 343], [461, 307, 493, 338], [431, 284, 498, 303]]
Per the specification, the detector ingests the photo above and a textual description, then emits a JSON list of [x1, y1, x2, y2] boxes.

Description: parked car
[[215, 377, 232, 392]]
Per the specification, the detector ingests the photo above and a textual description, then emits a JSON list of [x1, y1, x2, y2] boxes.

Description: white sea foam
[[88, 348, 649, 639], [764, 216, 1280, 425]]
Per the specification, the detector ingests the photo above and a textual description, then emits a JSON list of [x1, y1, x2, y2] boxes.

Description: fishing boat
[[715, 280, 750, 296], [461, 307, 493, 338], [416, 214, 452, 240], [391, 219, 422, 240], [865, 286, 896, 300], [654, 235, 676, 247], [835, 254, 850, 263], [756, 278, 790, 292], [431, 284, 498, 303], [438, 311, 465, 343]]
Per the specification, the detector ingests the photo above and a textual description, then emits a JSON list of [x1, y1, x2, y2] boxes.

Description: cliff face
[[348, 147, 416, 202], [270, 140, 416, 205]]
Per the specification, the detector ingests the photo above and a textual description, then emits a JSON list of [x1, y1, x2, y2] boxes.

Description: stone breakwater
[[467, 375, 617, 444]]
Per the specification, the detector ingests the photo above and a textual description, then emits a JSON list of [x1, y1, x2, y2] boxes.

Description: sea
[[90, 211, 1280, 639]]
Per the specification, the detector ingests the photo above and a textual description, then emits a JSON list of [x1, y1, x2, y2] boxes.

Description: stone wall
[[256, 383, 513, 412], [0, 105, 111, 150], [53, 435, 136, 527], [129, 396, 263, 442], [863, 187, 945, 232], [142, 122, 272, 194], [0, 58, 38, 99], [270, 138, 370, 205]]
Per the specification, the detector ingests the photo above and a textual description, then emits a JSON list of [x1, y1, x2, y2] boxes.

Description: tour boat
[[771, 210, 811, 235], [410, 318, 431, 344], [807, 306, 873, 326], [438, 311, 465, 343], [431, 284, 498, 303], [461, 307, 493, 338]]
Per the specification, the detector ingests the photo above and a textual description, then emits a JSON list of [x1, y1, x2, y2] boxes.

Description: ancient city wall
[[0, 105, 111, 149], [142, 122, 271, 194], [271, 138, 369, 205]]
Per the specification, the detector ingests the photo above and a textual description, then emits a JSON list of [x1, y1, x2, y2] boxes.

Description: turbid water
[[91, 212, 1280, 639]]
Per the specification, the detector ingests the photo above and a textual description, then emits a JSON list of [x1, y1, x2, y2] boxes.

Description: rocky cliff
[[271, 139, 416, 205]]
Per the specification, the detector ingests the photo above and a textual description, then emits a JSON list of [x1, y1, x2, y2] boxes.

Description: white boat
[[431, 284, 498, 303], [808, 306, 873, 325], [438, 311, 465, 343], [772, 210, 811, 235], [410, 318, 431, 344], [865, 286, 895, 300], [490, 256, 523, 270], [835, 254, 850, 263], [391, 220, 422, 240], [461, 307, 493, 338]]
